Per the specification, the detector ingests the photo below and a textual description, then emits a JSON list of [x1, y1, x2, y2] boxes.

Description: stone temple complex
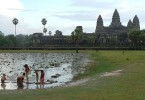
[[32, 9, 140, 46], [95, 9, 140, 45]]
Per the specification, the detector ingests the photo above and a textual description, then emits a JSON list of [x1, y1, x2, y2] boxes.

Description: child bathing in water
[[1, 74, 6, 83], [17, 73, 25, 87]]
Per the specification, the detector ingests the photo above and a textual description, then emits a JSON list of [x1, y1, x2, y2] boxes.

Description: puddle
[[0, 53, 89, 90]]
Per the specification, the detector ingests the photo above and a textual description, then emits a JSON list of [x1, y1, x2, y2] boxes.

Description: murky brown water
[[0, 53, 89, 90]]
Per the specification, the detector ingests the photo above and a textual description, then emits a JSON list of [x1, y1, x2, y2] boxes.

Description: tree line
[[0, 32, 32, 47], [128, 29, 145, 49], [0, 29, 145, 48]]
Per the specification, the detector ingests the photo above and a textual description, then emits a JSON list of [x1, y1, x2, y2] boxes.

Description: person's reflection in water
[[17, 86, 24, 90], [36, 84, 39, 89], [26, 83, 29, 89], [1, 83, 6, 90]]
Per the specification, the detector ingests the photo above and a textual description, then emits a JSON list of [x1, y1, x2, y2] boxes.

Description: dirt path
[[66, 69, 123, 87]]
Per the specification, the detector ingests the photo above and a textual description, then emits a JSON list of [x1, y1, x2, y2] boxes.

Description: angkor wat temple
[[95, 9, 140, 45], [32, 9, 140, 46]]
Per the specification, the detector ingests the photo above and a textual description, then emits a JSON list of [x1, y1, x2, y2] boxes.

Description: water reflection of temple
[[32, 9, 140, 46]]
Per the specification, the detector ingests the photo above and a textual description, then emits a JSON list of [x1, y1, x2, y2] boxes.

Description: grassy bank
[[0, 50, 75, 53], [1, 50, 145, 100]]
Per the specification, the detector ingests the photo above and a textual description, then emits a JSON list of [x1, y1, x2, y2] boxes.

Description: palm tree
[[43, 28, 47, 35], [41, 18, 47, 28], [12, 18, 18, 36], [41, 18, 47, 35]]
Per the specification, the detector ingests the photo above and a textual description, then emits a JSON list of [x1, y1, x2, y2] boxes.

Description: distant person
[[35, 70, 39, 83], [40, 70, 45, 87], [17, 73, 25, 87], [1, 74, 6, 83], [24, 64, 30, 82]]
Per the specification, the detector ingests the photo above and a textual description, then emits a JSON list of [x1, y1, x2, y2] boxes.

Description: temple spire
[[132, 15, 140, 30], [97, 15, 103, 27], [110, 9, 122, 27], [95, 15, 104, 33], [127, 19, 133, 31]]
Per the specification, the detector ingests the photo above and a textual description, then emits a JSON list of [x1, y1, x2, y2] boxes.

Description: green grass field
[[0, 50, 145, 100]]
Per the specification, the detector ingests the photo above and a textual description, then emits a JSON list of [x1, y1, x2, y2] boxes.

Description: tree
[[128, 29, 145, 48], [5, 34, 16, 47], [16, 34, 31, 47], [66, 36, 72, 45], [12, 18, 18, 36], [72, 26, 83, 53], [43, 28, 47, 35], [41, 18, 47, 34], [0, 33, 16, 47], [71, 31, 75, 45], [86, 33, 96, 46]]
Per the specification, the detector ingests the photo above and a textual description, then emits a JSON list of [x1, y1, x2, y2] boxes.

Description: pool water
[[0, 53, 89, 90]]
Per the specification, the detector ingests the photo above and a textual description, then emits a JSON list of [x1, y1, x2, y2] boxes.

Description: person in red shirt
[[24, 64, 30, 82], [40, 70, 44, 87], [17, 73, 25, 87]]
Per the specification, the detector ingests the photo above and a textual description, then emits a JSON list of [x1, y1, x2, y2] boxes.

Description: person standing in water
[[35, 70, 39, 83], [17, 73, 25, 87], [1, 74, 6, 83], [23, 64, 30, 82], [40, 70, 44, 87]]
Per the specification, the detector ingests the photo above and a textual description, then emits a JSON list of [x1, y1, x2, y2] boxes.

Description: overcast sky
[[0, 0, 145, 35]]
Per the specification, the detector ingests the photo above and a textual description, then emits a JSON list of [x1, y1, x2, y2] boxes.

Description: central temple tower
[[110, 9, 122, 27]]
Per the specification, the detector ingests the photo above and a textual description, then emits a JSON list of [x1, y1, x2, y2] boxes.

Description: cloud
[[0, 14, 41, 35], [50, 0, 145, 27], [0, 0, 42, 35], [0, 0, 23, 18], [53, 13, 96, 21], [7, 8, 38, 13], [0, 15, 14, 35], [70, 0, 116, 9]]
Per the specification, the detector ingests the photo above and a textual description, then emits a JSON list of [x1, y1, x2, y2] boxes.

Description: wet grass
[[0, 50, 75, 53], [1, 50, 145, 100]]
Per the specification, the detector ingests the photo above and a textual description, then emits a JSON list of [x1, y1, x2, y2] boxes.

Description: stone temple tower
[[132, 15, 140, 30], [127, 15, 140, 30], [94, 9, 140, 45], [110, 9, 122, 27], [97, 15, 103, 27], [127, 19, 133, 30], [95, 15, 104, 33]]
